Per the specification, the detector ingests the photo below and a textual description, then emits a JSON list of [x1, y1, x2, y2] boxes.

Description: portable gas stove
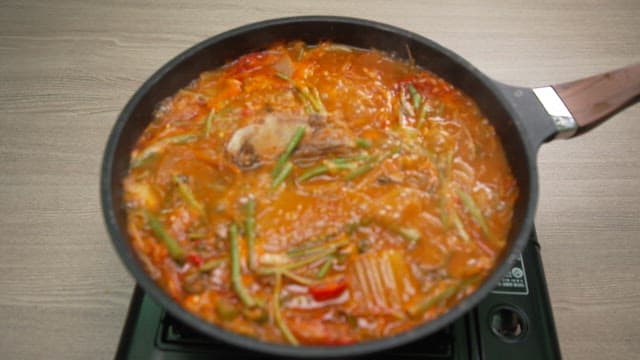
[[116, 228, 561, 359]]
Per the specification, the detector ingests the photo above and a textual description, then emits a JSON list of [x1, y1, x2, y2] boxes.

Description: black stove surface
[[116, 229, 561, 359]]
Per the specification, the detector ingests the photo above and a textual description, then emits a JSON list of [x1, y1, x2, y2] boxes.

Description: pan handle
[[533, 63, 640, 139]]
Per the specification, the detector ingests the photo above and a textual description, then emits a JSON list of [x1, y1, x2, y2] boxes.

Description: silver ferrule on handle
[[532, 86, 578, 139]]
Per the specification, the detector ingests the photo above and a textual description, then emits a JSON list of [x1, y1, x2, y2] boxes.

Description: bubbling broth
[[123, 42, 518, 345]]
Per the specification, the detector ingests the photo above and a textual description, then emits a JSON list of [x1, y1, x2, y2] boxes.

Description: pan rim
[[101, 15, 537, 358]]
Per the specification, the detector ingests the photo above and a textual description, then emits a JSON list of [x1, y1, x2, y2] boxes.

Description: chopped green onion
[[271, 126, 305, 178], [145, 210, 185, 262], [456, 189, 490, 238], [294, 86, 323, 113], [437, 151, 454, 228], [296, 46, 304, 61], [275, 72, 291, 82], [183, 274, 204, 294], [275, 73, 325, 114], [245, 197, 257, 271], [405, 44, 415, 65], [270, 161, 294, 190], [407, 84, 422, 110], [187, 232, 208, 240], [282, 270, 317, 285], [396, 227, 421, 244], [316, 256, 334, 279], [129, 153, 157, 169], [398, 87, 407, 121], [408, 283, 459, 317], [439, 196, 450, 228], [131, 134, 198, 168], [229, 223, 256, 307], [345, 157, 377, 181], [298, 164, 329, 182], [286, 235, 342, 258], [327, 44, 353, 52], [308, 86, 327, 114], [450, 210, 470, 242], [300, 156, 376, 182], [296, 94, 314, 114], [273, 273, 299, 345], [331, 158, 352, 165], [333, 154, 371, 163], [287, 238, 349, 259], [327, 161, 357, 171], [355, 138, 372, 148], [345, 219, 369, 235], [417, 102, 429, 127], [258, 248, 335, 275], [204, 109, 215, 138], [408, 276, 479, 317], [199, 258, 225, 272], [216, 299, 239, 320], [346, 147, 399, 181], [173, 175, 205, 215], [242, 306, 268, 323]]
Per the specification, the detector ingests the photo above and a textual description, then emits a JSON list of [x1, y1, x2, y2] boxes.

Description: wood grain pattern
[[1, 1, 639, 359], [553, 63, 640, 135]]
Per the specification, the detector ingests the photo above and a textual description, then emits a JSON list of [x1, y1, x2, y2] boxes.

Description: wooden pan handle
[[552, 63, 640, 136]]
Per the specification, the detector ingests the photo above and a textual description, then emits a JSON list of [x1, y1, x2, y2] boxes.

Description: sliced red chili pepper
[[308, 278, 347, 301], [186, 253, 203, 267]]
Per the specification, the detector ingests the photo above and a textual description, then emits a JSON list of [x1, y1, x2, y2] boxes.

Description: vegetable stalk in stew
[[124, 42, 518, 345]]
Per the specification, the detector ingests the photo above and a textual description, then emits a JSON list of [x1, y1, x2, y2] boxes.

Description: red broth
[[123, 42, 518, 345]]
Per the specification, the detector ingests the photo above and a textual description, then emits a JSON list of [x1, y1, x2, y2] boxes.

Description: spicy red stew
[[123, 42, 518, 345]]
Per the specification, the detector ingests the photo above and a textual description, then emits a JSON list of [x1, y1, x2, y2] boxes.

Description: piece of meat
[[226, 112, 355, 169], [225, 125, 261, 168], [296, 118, 355, 158]]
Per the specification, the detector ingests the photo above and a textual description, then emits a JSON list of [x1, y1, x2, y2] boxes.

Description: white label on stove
[[492, 254, 529, 295]]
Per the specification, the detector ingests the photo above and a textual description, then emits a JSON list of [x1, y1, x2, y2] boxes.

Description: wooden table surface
[[1, 1, 638, 359]]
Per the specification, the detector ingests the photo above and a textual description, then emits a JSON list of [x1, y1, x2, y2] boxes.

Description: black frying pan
[[101, 16, 640, 358]]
